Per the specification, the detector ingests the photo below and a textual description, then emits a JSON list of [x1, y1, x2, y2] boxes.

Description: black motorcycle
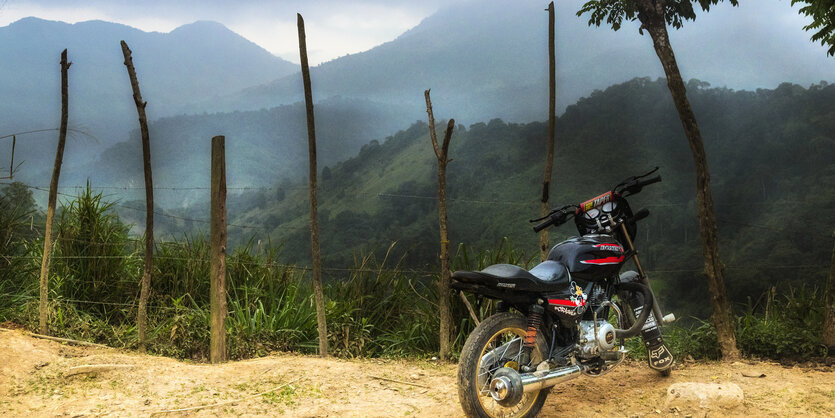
[[452, 169, 675, 418]]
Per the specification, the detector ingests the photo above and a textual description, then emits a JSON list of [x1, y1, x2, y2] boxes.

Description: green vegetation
[[228, 78, 835, 319], [0, 183, 831, 361], [792, 0, 835, 56], [2, 79, 833, 362]]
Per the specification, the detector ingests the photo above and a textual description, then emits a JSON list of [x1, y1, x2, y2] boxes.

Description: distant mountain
[[3, 1, 831, 209], [84, 96, 409, 209], [218, 78, 835, 316], [200, 0, 833, 124], [0, 18, 298, 182]]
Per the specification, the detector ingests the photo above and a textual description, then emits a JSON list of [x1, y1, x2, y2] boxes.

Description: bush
[[735, 286, 827, 358]]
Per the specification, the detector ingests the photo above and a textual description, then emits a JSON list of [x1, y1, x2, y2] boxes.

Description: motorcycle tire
[[457, 312, 549, 418]]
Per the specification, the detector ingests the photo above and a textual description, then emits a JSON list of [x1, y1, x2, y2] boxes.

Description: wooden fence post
[[424, 89, 455, 361], [823, 231, 835, 350], [539, 1, 556, 262], [121, 40, 154, 352], [38, 49, 71, 335], [298, 13, 328, 357], [210, 135, 228, 363]]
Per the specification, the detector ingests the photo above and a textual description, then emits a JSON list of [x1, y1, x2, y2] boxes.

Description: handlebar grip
[[533, 211, 569, 232], [637, 175, 662, 188], [532, 218, 553, 232]]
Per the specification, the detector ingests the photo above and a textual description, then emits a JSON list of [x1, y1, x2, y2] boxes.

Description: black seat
[[452, 261, 569, 293]]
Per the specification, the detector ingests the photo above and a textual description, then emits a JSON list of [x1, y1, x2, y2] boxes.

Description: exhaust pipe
[[489, 364, 588, 403], [521, 364, 588, 393]]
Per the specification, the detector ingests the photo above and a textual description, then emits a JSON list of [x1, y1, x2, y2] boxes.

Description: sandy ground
[[0, 328, 832, 417]]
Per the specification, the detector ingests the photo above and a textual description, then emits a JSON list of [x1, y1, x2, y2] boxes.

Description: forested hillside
[[0, 18, 298, 188], [224, 78, 835, 317], [87, 96, 407, 208]]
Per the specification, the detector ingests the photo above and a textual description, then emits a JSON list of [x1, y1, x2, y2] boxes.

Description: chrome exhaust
[[520, 364, 588, 393], [489, 364, 589, 402]]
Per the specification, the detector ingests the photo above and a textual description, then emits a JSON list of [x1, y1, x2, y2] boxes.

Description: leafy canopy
[[578, 0, 739, 31], [791, 0, 835, 56]]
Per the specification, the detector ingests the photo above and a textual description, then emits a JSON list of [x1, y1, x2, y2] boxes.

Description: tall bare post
[[539, 1, 557, 261], [823, 231, 835, 350], [424, 89, 455, 361], [210, 135, 228, 363], [298, 13, 328, 357], [38, 49, 71, 335], [121, 40, 154, 352]]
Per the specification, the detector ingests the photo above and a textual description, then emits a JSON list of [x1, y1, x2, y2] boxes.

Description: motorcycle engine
[[577, 319, 617, 359]]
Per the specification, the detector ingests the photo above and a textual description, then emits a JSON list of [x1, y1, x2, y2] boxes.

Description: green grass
[[0, 186, 830, 362]]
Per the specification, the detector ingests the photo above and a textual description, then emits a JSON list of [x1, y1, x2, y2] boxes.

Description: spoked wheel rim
[[474, 326, 544, 418]]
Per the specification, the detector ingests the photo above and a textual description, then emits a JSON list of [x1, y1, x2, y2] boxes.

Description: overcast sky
[[0, 0, 828, 66], [0, 0, 460, 64]]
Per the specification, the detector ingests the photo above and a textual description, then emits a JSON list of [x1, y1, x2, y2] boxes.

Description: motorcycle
[[451, 169, 676, 418]]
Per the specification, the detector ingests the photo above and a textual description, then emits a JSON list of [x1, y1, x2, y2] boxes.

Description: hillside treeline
[[1, 78, 832, 360], [227, 78, 834, 318]]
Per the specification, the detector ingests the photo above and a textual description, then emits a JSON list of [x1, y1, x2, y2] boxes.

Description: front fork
[[619, 223, 674, 372]]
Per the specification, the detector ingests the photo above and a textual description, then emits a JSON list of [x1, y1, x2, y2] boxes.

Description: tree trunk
[[120, 41, 154, 353], [638, 3, 740, 360], [823, 231, 835, 350], [540, 1, 557, 262], [424, 90, 455, 361], [298, 13, 328, 357], [38, 49, 71, 335], [209, 135, 228, 363]]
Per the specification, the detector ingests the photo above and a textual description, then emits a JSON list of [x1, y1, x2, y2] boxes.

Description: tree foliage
[[578, 0, 738, 31], [792, 0, 835, 56]]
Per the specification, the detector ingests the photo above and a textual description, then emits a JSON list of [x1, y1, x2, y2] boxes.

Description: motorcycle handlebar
[[619, 175, 662, 196], [532, 209, 572, 232], [532, 219, 552, 233], [533, 171, 660, 233], [637, 175, 662, 188]]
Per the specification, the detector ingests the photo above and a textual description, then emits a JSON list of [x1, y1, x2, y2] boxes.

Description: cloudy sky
[[0, 0, 828, 66], [0, 0, 456, 64]]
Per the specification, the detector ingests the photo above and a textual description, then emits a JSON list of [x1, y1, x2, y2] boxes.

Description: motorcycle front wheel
[[457, 312, 549, 418]]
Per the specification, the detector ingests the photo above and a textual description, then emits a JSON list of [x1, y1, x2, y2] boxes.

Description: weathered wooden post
[[38, 49, 71, 335], [298, 13, 328, 357], [121, 40, 154, 352], [210, 135, 228, 363], [539, 1, 556, 261], [823, 231, 835, 350], [424, 89, 455, 361]]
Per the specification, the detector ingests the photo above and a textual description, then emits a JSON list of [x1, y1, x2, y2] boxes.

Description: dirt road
[[0, 328, 832, 417]]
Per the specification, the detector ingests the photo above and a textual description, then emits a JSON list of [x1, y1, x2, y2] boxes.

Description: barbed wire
[[3, 181, 805, 208], [0, 293, 180, 311]]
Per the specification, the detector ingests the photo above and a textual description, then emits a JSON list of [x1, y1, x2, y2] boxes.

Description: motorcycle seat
[[452, 261, 569, 293]]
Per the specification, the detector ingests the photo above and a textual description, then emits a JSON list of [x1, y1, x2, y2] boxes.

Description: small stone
[[665, 382, 743, 410]]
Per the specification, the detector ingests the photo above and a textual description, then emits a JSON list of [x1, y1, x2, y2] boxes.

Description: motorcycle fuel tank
[[546, 234, 625, 282]]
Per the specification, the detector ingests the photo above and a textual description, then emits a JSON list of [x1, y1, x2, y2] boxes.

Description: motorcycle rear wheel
[[457, 312, 548, 418]]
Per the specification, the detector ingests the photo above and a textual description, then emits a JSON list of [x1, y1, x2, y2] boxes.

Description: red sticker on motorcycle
[[580, 256, 625, 265], [579, 191, 612, 212]]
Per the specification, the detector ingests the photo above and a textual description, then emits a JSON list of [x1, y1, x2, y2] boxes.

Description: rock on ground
[[665, 382, 744, 410]]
